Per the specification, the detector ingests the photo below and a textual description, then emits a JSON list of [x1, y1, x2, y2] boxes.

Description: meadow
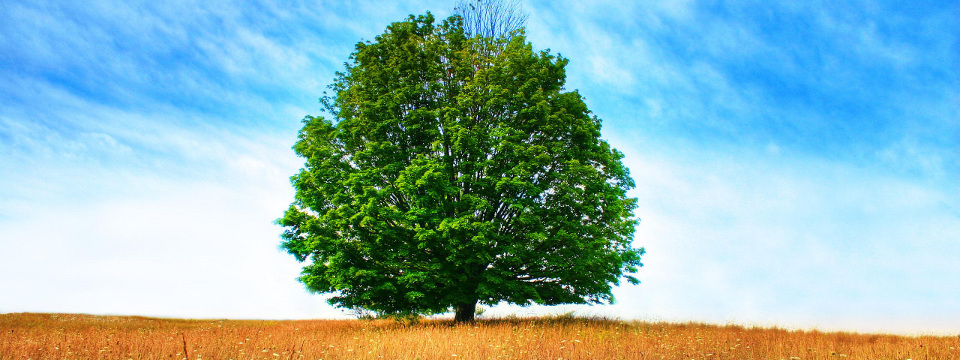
[[1, 312, 957, 359]]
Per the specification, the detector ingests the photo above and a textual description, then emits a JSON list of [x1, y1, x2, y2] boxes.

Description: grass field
[[1, 313, 957, 359]]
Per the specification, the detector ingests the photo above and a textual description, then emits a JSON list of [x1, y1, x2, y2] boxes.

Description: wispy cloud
[[529, 0, 959, 182]]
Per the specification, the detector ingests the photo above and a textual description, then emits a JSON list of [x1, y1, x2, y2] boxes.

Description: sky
[[1, 0, 957, 335]]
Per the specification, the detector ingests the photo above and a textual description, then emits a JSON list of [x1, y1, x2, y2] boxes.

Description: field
[[2, 313, 957, 359]]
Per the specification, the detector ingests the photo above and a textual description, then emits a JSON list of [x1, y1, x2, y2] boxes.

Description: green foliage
[[278, 12, 643, 321]]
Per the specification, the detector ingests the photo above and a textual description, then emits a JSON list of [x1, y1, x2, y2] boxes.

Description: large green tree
[[278, 13, 643, 322]]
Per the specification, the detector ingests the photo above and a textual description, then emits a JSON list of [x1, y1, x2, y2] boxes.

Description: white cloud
[[588, 54, 636, 89], [0, 175, 341, 319], [0, 101, 339, 318]]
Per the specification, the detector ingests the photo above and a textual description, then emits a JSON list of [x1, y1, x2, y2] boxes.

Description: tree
[[453, 0, 528, 39], [278, 12, 643, 323]]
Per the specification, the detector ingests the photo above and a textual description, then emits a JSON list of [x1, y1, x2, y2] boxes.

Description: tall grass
[[2, 312, 957, 359]]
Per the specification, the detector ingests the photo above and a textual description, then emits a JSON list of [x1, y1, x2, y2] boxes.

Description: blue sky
[[1, 0, 957, 334]]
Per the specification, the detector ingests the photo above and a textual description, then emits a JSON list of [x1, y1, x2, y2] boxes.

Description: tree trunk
[[454, 301, 477, 323]]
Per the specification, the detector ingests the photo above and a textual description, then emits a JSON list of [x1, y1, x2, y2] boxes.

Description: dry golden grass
[[1, 312, 957, 359]]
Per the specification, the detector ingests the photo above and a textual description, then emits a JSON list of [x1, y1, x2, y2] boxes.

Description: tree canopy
[[278, 12, 643, 322]]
